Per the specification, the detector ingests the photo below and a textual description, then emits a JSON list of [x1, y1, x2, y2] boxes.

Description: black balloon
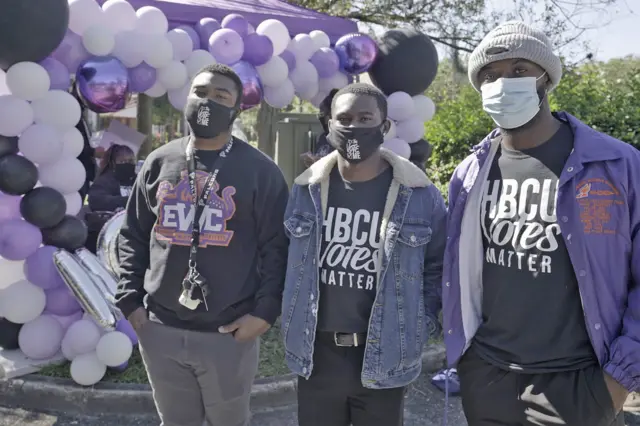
[[0, 154, 38, 196], [368, 29, 439, 96], [0, 318, 22, 350], [20, 187, 67, 229], [0, 136, 19, 159], [42, 215, 88, 250], [0, 0, 70, 70], [409, 139, 433, 165]]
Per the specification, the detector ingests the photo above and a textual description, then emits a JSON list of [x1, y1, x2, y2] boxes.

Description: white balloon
[[158, 61, 188, 91], [61, 128, 85, 159], [68, 0, 104, 36], [166, 28, 194, 62], [6, 62, 50, 101], [310, 90, 328, 107], [413, 95, 436, 122], [61, 336, 77, 361], [0, 280, 46, 324], [309, 30, 331, 50], [82, 25, 116, 56], [18, 124, 63, 166], [31, 90, 81, 130], [70, 352, 106, 386], [256, 56, 288, 87], [136, 6, 169, 35], [291, 34, 316, 61], [38, 158, 87, 194], [0, 258, 26, 290], [64, 319, 102, 356], [167, 84, 190, 110], [297, 81, 319, 101], [318, 73, 349, 92], [382, 138, 411, 159], [0, 95, 34, 137], [396, 118, 425, 143], [256, 19, 290, 56], [102, 0, 137, 33], [96, 331, 133, 367], [384, 120, 397, 141], [387, 91, 415, 121], [184, 50, 216, 79], [264, 79, 295, 109], [144, 35, 174, 69], [113, 31, 145, 68], [19, 315, 64, 360], [63, 192, 83, 216], [290, 61, 319, 92], [144, 81, 167, 98]]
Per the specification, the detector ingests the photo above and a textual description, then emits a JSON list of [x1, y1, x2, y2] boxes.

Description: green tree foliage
[[424, 56, 640, 196]]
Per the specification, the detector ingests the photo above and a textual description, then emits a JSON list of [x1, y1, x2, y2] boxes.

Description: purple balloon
[[116, 318, 138, 346], [231, 61, 263, 111], [24, 245, 65, 290], [310, 47, 340, 78], [0, 219, 42, 261], [51, 30, 90, 74], [0, 192, 21, 222], [39, 57, 70, 91], [195, 18, 221, 50], [241, 34, 273, 66], [221, 14, 250, 38], [45, 286, 82, 316], [334, 33, 378, 75], [76, 56, 130, 114], [175, 25, 200, 51], [128, 62, 157, 93], [209, 29, 244, 65], [50, 311, 83, 331], [279, 50, 297, 74]]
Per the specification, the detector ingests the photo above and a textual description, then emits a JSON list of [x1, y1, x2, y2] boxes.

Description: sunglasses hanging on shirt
[[179, 137, 234, 311]]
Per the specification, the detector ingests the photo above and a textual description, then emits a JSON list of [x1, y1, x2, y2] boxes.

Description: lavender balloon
[[0, 219, 42, 261], [195, 18, 221, 50], [242, 34, 273, 66], [222, 14, 250, 38], [128, 62, 157, 93], [280, 50, 297, 74], [45, 286, 82, 316], [175, 25, 200, 51], [334, 33, 378, 75], [310, 47, 340, 78], [232, 61, 263, 111], [51, 30, 90, 73], [209, 29, 244, 65], [39, 57, 71, 91], [76, 56, 130, 113], [25, 245, 66, 290], [0, 192, 21, 222]]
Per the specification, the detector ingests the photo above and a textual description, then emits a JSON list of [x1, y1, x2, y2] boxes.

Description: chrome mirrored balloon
[[53, 249, 117, 330], [96, 210, 125, 278], [75, 248, 117, 300]]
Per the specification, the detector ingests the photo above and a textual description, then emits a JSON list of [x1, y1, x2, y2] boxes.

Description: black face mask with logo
[[184, 98, 237, 139], [328, 125, 385, 164]]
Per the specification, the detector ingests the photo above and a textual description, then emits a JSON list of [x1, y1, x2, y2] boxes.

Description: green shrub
[[424, 57, 640, 198]]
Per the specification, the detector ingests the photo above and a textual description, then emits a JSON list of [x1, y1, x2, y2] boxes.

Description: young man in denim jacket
[[443, 21, 640, 425], [281, 83, 447, 426]]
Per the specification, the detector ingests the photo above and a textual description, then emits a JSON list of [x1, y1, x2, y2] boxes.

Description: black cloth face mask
[[114, 163, 136, 186], [185, 97, 236, 139], [328, 125, 384, 164]]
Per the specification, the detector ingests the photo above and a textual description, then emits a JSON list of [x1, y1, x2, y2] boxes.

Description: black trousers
[[297, 332, 406, 426], [458, 347, 625, 426]]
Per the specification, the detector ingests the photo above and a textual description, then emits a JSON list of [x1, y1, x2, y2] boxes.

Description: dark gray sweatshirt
[[115, 137, 289, 331]]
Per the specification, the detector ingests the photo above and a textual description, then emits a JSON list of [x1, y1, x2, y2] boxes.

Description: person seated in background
[[88, 143, 136, 212], [301, 89, 339, 167]]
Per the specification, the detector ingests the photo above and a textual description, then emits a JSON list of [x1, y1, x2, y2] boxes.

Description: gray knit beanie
[[468, 21, 562, 91]]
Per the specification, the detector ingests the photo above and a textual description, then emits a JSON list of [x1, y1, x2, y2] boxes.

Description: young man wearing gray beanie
[[441, 21, 640, 425]]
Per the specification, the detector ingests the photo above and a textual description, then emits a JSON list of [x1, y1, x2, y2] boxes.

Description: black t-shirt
[[473, 123, 597, 372], [317, 166, 393, 333]]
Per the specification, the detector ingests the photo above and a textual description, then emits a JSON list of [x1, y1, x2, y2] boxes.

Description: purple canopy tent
[[97, 0, 358, 43]]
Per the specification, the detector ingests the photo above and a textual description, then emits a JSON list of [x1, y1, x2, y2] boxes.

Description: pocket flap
[[284, 215, 315, 238], [397, 224, 432, 247]]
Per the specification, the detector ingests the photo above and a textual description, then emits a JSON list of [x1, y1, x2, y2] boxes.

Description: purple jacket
[[442, 112, 640, 392]]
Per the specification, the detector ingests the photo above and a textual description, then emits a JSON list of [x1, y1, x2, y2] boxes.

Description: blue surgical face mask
[[481, 73, 547, 130]]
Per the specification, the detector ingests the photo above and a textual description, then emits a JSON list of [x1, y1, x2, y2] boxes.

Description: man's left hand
[[219, 314, 271, 342], [604, 372, 630, 413]]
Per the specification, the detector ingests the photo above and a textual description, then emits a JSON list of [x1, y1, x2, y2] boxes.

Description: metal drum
[[96, 210, 126, 278]]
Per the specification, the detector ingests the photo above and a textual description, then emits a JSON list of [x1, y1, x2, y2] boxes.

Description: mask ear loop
[[536, 72, 549, 108]]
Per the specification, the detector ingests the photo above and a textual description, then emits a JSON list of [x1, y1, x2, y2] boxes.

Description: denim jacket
[[281, 149, 447, 389]]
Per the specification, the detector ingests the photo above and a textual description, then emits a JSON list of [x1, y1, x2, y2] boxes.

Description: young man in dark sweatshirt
[[115, 63, 289, 426]]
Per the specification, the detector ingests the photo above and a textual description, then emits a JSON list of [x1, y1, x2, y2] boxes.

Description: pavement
[[0, 373, 638, 426]]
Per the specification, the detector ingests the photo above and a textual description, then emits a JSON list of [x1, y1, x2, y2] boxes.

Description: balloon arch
[[0, 0, 439, 387]]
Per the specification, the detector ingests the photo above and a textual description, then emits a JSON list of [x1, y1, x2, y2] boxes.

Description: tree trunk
[[136, 94, 153, 158], [256, 101, 279, 158]]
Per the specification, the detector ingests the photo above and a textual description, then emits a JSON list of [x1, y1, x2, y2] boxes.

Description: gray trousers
[[138, 321, 259, 426]]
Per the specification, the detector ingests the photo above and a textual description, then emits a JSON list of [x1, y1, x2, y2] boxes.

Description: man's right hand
[[127, 307, 148, 333]]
